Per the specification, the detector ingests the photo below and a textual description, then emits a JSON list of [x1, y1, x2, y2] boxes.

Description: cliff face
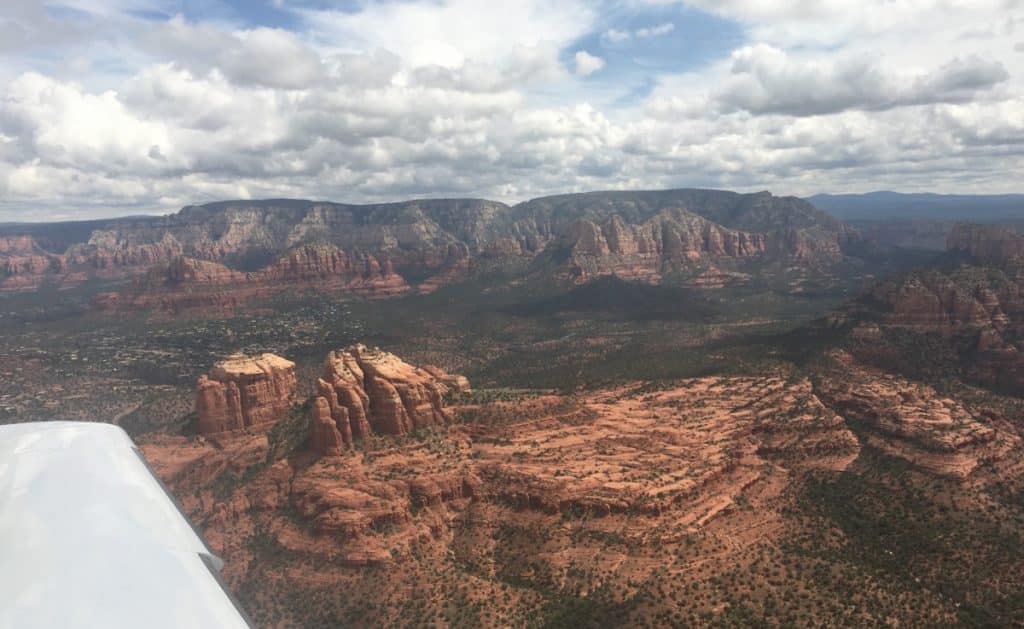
[[0, 236, 66, 289], [854, 224, 1024, 335], [311, 345, 469, 452], [117, 245, 411, 313], [195, 353, 298, 434], [839, 223, 1024, 392], [865, 270, 1024, 333], [555, 211, 768, 282], [1, 189, 857, 300]]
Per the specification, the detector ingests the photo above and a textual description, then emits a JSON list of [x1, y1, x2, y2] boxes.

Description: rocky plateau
[[136, 338, 1024, 626], [1, 190, 860, 311]]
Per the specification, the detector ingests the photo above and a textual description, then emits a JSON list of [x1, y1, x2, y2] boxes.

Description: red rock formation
[[195, 353, 298, 435], [260, 245, 409, 296], [112, 247, 412, 313], [310, 397, 345, 456], [422, 365, 471, 393], [0, 236, 67, 291], [558, 210, 774, 283], [0, 235, 39, 256], [864, 270, 1024, 334], [6, 190, 857, 299], [313, 345, 469, 444], [196, 376, 245, 434], [845, 232, 1024, 393], [165, 256, 247, 285], [817, 351, 1006, 478]]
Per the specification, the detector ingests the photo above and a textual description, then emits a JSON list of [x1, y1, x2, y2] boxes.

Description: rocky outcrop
[[557, 210, 767, 282], [309, 397, 345, 457], [0, 236, 67, 290], [145, 371, 865, 581], [550, 202, 852, 283], [165, 257, 246, 285], [195, 353, 298, 434], [863, 270, 1023, 334], [817, 351, 1006, 478], [312, 345, 469, 449], [116, 246, 411, 312], [836, 225, 1024, 393], [260, 245, 410, 296]]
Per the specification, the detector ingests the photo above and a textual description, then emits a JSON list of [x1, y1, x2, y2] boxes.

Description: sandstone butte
[[193, 345, 470, 453], [310, 344, 471, 455], [195, 353, 298, 434]]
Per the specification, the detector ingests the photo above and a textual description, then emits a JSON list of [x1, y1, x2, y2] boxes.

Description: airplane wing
[[0, 421, 250, 629]]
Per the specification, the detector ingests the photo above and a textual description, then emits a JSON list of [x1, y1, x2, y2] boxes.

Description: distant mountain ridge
[[809, 191, 1024, 222], [1, 188, 859, 306]]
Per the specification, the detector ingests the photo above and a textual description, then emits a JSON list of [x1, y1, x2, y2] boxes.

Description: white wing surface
[[0, 421, 250, 628]]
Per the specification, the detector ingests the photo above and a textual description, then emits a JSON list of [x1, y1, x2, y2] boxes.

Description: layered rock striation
[[120, 247, 411, 313], [310, 345, 469, 453], [816, 351, 1008, 478], [195, 353, 298, 434], [2, 189, 858, 298]]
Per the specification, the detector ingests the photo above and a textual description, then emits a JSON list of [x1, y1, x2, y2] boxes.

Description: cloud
[[144, 17, 326, 89], [574, 51, 606, 76], [637, 22, 676, 38], [2, 72, 173, 174], [714, 45, 1009, 116], [296, 0, 595, 83], [603, 22, 675, 43], [2, 0, 1024, 220], [604, 28, 631, 43]]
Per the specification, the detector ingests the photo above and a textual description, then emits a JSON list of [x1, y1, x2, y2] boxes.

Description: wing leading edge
[[0, 421, 250, 629]]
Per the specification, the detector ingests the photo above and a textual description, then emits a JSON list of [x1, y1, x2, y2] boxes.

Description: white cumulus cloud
[[574, 51, 606, 76]]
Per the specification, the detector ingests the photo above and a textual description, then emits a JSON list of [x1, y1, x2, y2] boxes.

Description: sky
[[1, 0, 1023, 220]]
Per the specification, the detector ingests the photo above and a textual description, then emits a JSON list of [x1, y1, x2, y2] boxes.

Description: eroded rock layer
[[948, 223, 1024, 263], [310, 345, 469, 452], [147, 372, 862, 574], [1, 190, 857, 303], [140, 352, 1024, 626], [817, 351, 1013, 478], [195, 353, 298, 434], [836, 223, 1024, 392]]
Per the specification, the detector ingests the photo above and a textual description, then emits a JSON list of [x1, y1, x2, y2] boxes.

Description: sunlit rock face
[[195, 353, 298, 435], [312, 344, 469, 448]]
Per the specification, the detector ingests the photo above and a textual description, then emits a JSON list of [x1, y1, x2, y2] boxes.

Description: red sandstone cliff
[[3, 190, 856, 299], [117, 247, 411, 313], [837, 224, 1024, 393], [195, 353, 298, 434], [310, 345, 470, 453], [555, 208, 845, 283]]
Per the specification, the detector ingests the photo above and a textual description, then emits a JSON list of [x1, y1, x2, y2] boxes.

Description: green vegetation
[[793, 447, 1024, 626]]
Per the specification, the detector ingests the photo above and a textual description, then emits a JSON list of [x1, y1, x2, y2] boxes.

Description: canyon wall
[[2, 190, 859, 302]]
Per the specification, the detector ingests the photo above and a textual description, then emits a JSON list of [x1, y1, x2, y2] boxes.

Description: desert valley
[[2, 189, 1023, 626]]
